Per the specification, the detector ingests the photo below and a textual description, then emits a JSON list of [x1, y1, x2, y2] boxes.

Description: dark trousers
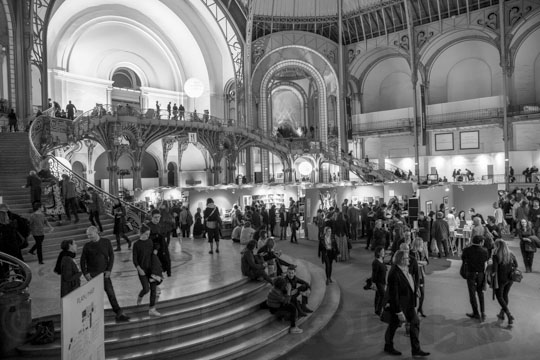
[[349, 222, 358, 240], [89, 210, 103, 232], [361, 221, 368, 237], [181, 224, 190, 238], [280, 224, 287, 240], [138, 274, 157, 307], [103, 276, 121, 315], [417, 283, 425, 313], [466, 271, 485, 315], [9, 122, 17, 132], [290, 228, 297, 243], [270, 303, 298, 327], [495, 281, 513, 316], [115, 233, 131, 249], [374, 283, 385, 314], [31, 187, 41, 206], [269, 223, 275, 236], [436, 238, 449, 257], [385, 309, 420, 353], [64, 197, 79, 222], [322, 251, 334, 280], [207, 228, 220, 244], [29, 235, 44, 263]]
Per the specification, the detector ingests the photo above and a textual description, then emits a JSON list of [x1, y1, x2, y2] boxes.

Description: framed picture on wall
[[351, 196, 359, 204], [443, 196, 449, 210], [425, 200, 433, 214], [435, 133, 454, 151], [460, 130, 480, 149]]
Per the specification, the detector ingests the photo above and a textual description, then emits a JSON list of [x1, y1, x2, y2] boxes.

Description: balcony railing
[[352, 103, 540, 135]]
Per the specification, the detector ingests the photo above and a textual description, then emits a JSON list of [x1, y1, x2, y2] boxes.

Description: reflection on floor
[[29, 237, 245, 318]]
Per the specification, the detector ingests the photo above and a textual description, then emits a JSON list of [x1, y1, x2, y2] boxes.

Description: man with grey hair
[[431, 211, 450, 258], [384, 249, 429, 357], [81, 226, 130, 322]]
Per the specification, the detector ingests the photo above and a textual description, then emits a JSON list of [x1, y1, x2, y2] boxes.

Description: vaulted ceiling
[[218, 0, 501, 44]]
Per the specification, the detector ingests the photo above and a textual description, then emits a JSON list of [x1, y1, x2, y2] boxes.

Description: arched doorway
[[167, 162, 177, 186], [72, 161, 86, 179]]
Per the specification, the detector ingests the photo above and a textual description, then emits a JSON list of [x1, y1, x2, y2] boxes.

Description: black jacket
[[371, 259, 387, 285], [461, 245, 489, 273], [387, 265, 417, 314]]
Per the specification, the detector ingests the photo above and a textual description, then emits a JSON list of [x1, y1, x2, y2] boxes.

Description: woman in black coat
[[372, 246, 387, 315], [56, 239, 81, 297], [492, 239, 518, 325]]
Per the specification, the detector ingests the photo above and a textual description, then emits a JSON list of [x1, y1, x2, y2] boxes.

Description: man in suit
[[384, 250, 429, 357]]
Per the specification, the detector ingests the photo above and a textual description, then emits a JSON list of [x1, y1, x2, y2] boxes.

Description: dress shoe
[[418, 310, 426, 318], [466, 313, 480, 320], [216, 249, 219, 253], [209, 250, 213, 254], [496, 310, 505, 321], [301, 304, 313, 313], [115, 313, 130, 322], [481, 313, 486, 322], [412, 350, 430, 357], [507, 314, 514, 325], [384, 347, 402, 356], [114, 248, 121, 252]]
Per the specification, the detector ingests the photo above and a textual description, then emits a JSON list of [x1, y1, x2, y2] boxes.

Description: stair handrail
[[28, 115, 148, 232], [46, 155, 148, 232], [0, 252, 32, 293]]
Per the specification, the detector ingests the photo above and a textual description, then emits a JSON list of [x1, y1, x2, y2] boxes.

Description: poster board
[[62, 273, 105, 360], [460, 130, 479, 149], [435, 133, 454, 151]]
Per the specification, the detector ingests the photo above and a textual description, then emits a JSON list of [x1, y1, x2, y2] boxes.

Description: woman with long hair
[[159, 202, 176, 246], [410, 237, 428, 317], [54, 239, 81, 297], [517, 218, 537, 272], [491, 239, 518, 325]]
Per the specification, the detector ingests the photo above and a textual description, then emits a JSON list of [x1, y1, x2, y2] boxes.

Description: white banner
[[62, 273, 105, 360]]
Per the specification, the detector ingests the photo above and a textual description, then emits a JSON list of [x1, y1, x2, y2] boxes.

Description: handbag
[[459, 261, 468, 279], [380, 306, 393, 324], [523, 239, 537, 253], [511, 268, 523, 283]]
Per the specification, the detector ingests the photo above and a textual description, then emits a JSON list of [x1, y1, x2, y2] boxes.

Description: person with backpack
[[203, 198, 222, 254]]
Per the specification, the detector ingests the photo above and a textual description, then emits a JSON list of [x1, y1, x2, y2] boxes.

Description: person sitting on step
[[284, 265, 313, 315], [241, 240, 273, 285], [257, 238, 296, 277], [266, 276, 303, 334]]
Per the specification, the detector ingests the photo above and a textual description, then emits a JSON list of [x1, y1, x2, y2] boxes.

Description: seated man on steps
[[266, 276, 303, 334], [284, 265, 313, 315], [257, 238, 296, 276], [241, 240, 273, 285]]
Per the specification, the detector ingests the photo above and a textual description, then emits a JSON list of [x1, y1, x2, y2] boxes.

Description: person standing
[[269, 204, 277, 237], [517, 218, 537, 272], [320, 226, 338, 285], [172, 103, 178, 120], [22, 170, 42, 207], [81, 226, 130, 322], [65, 100, 77, 120], [410, 238, 428, 317], [28, 202, 54, 264], [146, 209, 171, 277], [8, 109, 17, 132], [155, 101, 160, 118], [56, 240, 81, 297], [61, 174, 79, 224], [204, 198, 222, 254], [167, 102, 171, 119], [179, 104, 185, 120], [528, 197, 540, 237], [0, 203, 28, 262], [84, 188, 103, 233], [431, 211, 450, 258], [493, 201, 505, 229], [384, 250, 430, 357], [112, 198, 131, 251], [133, 223, 161, 317], [372, 246, 387, 316], [461, 235, 489, 321], [491, 239, 518, 325]]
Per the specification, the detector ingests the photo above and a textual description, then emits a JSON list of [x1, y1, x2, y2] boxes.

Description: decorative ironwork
[[416, 30, 434, 48], [509, 5, 533, 27], [393, 34, 409, 51], [478, 12, 498, 31], [0, 252, 32, 293]]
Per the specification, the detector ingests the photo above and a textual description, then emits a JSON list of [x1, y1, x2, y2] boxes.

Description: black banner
[[420, 84, 427, 146]]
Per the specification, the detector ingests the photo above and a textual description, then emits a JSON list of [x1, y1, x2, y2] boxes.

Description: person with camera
[[383, 250, 429, 357]]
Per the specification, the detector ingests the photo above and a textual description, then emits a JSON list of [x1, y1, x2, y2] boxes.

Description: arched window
[[112, 68, 142, 90]]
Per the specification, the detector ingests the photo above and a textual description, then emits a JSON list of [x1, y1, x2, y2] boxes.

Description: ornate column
[[106, 163, 119, 195], [499, 0, 511, 191], [161, 137, 176, 186], [13, 0, 33, 117]]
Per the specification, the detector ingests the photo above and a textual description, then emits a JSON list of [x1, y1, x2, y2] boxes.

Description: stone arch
[[72, 160, 86, 179], [167, 162, 178, 187], [260, 59, 329, 145]]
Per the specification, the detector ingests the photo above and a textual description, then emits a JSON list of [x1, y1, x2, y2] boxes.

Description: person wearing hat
[[203, 198, 222, 254], [431, 211, 450, 258]]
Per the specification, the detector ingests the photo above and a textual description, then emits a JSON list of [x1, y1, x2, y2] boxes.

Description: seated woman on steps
[[241, 240, 273, 285], [266, 276, 303, 334]]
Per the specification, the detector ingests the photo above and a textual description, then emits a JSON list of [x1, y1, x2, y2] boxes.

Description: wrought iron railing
[[28, 116, 148, 232], [352, 117, 412, 133], [481, 174, 539, 184], [0, 252, 32, 293]]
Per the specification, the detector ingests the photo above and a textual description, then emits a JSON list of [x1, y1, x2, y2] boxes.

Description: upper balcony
[[351, 96, 540, 136]]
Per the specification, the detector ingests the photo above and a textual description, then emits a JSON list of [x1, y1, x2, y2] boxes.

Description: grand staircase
[[13, 257, 339, 360]]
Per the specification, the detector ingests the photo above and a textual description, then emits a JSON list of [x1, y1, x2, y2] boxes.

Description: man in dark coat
[[384, 250, 429, 357], [203, 198, 222, 254], [461, 235, 489, 321], [22, 170, 42, 206]]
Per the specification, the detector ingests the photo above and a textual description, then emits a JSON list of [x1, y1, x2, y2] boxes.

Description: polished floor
[[27, 233, 540, 360]]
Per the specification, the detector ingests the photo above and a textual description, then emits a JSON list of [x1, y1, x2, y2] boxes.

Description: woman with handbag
[[320, 225, 339, 285], [410, 238, 428, 317], [491, 239, 518, 325], [518, 219, 537, 272]]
